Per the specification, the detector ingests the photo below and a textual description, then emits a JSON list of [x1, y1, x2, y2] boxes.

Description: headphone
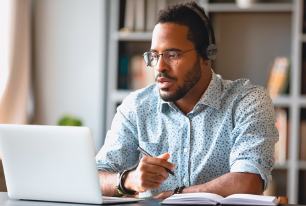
[[185, 5, 217, 61]]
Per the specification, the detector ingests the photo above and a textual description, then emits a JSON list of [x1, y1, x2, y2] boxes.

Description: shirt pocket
[[139, 140, 169, 158]]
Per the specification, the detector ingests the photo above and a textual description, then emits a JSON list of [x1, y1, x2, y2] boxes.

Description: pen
[[137, 146, 177, 177]]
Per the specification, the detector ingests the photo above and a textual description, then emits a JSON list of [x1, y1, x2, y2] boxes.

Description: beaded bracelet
[[172, 187, 179, 195], [172, 186, 186, 195], [177, 186, 185, 194]]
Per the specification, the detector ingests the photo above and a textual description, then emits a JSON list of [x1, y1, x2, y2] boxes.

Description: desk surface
[[0, 192, 161, 206], [0, 192, 297, 206]]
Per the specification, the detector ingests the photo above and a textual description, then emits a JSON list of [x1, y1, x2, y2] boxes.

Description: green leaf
[[58, 116, 83, 126]]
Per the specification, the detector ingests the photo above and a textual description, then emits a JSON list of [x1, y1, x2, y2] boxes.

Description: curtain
[[0, 0, 31, 124]]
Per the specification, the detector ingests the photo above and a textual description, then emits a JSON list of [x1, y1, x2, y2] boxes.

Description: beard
[[156, 58, 202, 102]]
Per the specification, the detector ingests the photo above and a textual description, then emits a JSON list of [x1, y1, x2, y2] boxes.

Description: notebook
[[0, 124, 142, 204], [161, 193, 280, 205]]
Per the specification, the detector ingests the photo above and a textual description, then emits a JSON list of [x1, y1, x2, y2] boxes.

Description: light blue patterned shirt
[[96, 71, 278, 198]]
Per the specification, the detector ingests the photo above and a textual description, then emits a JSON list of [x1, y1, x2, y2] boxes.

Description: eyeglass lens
[[143, 51, 178, 67]]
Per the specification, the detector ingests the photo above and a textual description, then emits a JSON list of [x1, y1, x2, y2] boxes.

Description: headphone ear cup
[[206, 44, 218, 60]]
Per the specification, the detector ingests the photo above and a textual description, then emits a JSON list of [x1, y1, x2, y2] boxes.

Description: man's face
[[151, 23, 202, 102]]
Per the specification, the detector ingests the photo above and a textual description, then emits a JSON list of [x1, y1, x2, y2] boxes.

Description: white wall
[[211, 12, 291, 87], [33, 0, 107, 152]]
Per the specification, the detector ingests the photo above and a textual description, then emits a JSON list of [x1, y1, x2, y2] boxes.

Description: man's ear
[[204, 60, 208, 66], [199, 55, 209, 68]]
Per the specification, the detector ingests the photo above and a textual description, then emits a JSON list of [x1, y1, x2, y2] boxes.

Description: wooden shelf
[[301, 34, 306, 42], [272, 95, 292, 107], [110, 90, 133, 102], [300, 96, 306, 106], [274, 162, 289, 169], [299, 161, 306, 170], [115, 32, 152, 41], [271, 96, 306, 107], [207, 3, 293, 12]]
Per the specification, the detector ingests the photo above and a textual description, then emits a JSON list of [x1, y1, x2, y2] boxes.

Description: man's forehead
[[151, 23, 193, 51]]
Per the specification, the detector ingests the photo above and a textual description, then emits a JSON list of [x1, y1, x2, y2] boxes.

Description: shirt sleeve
[[95, 96, 140, 173], [229, 84, 279, 191]]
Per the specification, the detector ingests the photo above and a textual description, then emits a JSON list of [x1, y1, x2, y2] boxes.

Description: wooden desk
[[0, 192, 296, 206]]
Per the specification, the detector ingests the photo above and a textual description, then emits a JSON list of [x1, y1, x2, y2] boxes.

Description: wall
[[211, 12, 291, 87], [33, 0, 108, 152]]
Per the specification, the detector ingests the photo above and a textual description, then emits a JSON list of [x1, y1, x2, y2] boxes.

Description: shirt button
[[184, 148, 188, 152], [183, 178, 187, 183], [186, 118, 189, 123]]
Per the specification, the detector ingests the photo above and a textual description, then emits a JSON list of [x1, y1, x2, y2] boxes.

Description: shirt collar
[[158, 69, 222, 112], [198, 70, 222, 111]]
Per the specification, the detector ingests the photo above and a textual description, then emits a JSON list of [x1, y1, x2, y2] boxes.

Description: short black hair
[[156, 1, 215, 60]]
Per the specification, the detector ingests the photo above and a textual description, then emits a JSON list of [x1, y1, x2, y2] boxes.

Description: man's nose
[[155, 55, 170, 73]]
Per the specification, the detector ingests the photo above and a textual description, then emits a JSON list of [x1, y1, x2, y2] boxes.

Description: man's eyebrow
[[150, 48, 183, 53], [166, 48, 183, 52]]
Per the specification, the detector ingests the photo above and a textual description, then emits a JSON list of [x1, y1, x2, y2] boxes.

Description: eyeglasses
[[142, 48, 196, 67]]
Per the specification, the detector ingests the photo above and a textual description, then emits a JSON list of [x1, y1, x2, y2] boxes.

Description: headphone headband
[[184, 5, 212, 45], [184, 5, 217, 60]]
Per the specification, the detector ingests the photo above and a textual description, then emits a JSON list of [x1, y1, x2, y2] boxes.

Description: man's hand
[[124, 153, 175, 193]]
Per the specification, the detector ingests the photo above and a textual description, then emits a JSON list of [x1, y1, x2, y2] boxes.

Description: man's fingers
[[139, 180, 160, 191], [157, 153, 170, 160], [139, 163, 169, 180], [141, 172, 165, 184], [134, 154, 175, 192], [141, 156, 175, 171]]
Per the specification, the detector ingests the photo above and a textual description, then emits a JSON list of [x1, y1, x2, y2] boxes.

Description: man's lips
[[157, 78, 174, 89]]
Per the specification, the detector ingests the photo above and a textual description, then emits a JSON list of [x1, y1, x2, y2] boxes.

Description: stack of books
[[118, 54, 155, 90], [122, 0, 166, 32], [266, 57, 290, 97]]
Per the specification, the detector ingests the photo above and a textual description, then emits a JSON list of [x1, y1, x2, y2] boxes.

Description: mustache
[[155, 72, 177, 81]]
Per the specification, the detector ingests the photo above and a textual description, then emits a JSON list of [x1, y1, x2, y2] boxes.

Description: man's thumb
[[157, 153, 170, 160]]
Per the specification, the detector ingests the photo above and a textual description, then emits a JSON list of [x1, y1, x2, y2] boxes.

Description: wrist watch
[[116, 170, 136, 196]]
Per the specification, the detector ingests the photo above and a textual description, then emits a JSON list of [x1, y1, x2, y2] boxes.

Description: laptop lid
[[0, 124, 103, 204]]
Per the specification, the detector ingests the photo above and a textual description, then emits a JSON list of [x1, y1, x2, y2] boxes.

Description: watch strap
[[116, 170, 136, 196]]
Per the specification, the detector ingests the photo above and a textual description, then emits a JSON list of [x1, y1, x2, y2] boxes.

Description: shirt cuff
[[230, 159, 272, 191], [96, 161, 119, 173]]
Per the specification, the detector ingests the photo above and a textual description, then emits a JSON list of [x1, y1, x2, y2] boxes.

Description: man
[[96, 1, 278, 199]]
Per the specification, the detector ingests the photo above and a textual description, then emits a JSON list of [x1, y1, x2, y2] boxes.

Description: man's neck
[[174, 69, 212, 115]]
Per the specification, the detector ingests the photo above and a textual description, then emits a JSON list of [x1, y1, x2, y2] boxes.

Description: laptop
[[0, 124, 141, 204]]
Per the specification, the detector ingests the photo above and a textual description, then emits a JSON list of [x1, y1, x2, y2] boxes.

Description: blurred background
[[0, 0, 305, 204]]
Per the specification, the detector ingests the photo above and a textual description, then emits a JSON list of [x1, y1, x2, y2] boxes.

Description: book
[[135, 0, 145, 31], [129, 55, 155, 90], [300, 120, 306, 160], [263, 178, 276, 196], [145, 0, 157, 31], [303, 0, 306, 33], [266, 57, 290, 97], [280, 64, 290, 95], [124, 0, 135, 32], [161, 193, 280, 205], [118, 55, 129, 89], [301, 61, 306, 94], [274, 108, 287, 164]]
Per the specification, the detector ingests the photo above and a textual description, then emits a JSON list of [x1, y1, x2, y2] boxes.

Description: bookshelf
[[106, 0, 304, 203]]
